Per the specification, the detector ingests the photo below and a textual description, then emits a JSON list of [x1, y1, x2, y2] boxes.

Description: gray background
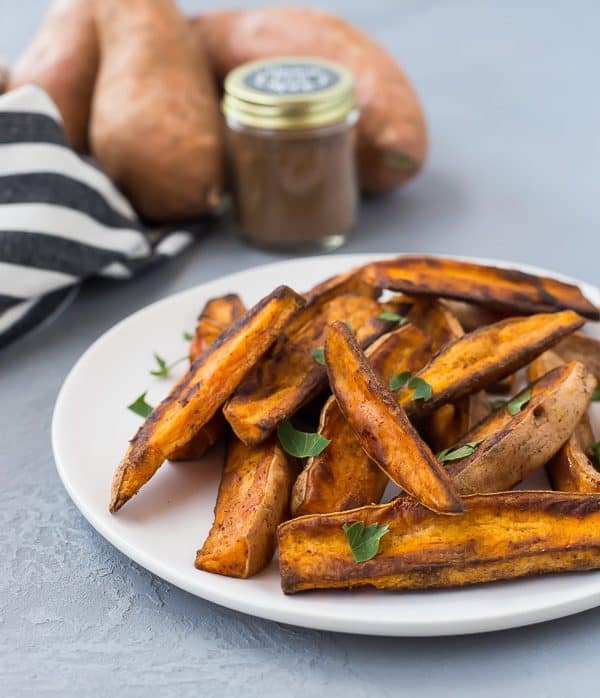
[[1, 1, 599, 696]]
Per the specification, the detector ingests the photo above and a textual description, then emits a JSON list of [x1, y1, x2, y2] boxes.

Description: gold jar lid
[[222, 57, 357, 130]]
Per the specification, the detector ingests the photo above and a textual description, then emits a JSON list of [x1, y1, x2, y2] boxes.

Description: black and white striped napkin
[[0, 85, 211, 349]]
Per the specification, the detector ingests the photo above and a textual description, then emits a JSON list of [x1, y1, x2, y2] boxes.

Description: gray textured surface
[[2, 1, 600, 696]]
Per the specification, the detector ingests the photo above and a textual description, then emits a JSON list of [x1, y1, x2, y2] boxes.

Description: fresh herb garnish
[[277, 419, 330, 458], [389, 371, 432, 401], [593, 385, 600, 402], [507, 389, 532, 416], [342, 521, 390, 563], [490, 399, 505, 411], [127, 391, 153, 418], [378, 311, 408, 326], [311, 347, 326, 365], [149, 352, 187, 377], [183, 330, 194, 342], [437, 440, 484, 463], [588, 441, 600, 469]]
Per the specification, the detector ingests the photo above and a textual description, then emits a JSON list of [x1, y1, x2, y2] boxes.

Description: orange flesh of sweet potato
[[278, 491, 600, 593], [324, 321, 464, 514], [91, 0, 224, 221], [166, 294, 247, 462], [109, 286, 304, 512], [292, 324, 432, 516], [398, 311, 585, 421], [189, 7, 427, 192], [364, 256, 599, 319], [224, 293, 388, 445], [196, 437, 296, 578], [446, 362, 596, 494]]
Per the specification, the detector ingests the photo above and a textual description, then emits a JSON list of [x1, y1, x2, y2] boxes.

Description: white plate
[[52, 254, 600, 636]]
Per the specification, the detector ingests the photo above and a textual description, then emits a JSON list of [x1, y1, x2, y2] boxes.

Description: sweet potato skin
[[447, 362, 596, 494], [224, 293, 388, 445], [364, 256, 599, 320], [292, 324, 432, 516], [91, 0, 224, 221], [109, 286, 304, 512], [399, 311, 585, 421], [8, 0, 97, 151], [547, 419, 600, 493], [196, 437, 296, 578], [190, 7, 427, 192], [324, 322, 463, 514], [554, 332, 600, 379], [278, 491, 600, 593]]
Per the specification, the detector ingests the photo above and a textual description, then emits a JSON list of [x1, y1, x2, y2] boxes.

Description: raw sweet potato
[[398, 311, 585, 422], [8, 0, 98, 151], [324, 321, 463, 514], [196, 437, 296, 578], [91, 0, 224, 221], [166, 294, 247, 462], [292, 324, 432, 516], [190, 7, 427, 192], [446, 362, 596, 494], [364, 256, 600, 320], [554, 332, 600, 379], [109, 286, 304, 512], [224, 292, 388, 445], [278, 491, 600, 593]]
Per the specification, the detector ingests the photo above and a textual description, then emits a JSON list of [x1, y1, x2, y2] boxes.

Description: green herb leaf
[[507, 389, 532, 416], [408, 376, 433, 401], [277, 419, 330, 458], [342, 521, 390, 563], [588, 441, 600, 469], [593, 385, 600, 402], [127, 391, 153, 418], [311, 347, 326, 365], [490, 399, 506, 411], [183, 330, 194, 342], [437, 440, 484, 464], [389, 371, 412, 391], [150, 352, 169, 377], [378, 311, 408, 326]]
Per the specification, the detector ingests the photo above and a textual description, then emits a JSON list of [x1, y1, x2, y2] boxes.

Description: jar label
[[243, 62, 340, 96]]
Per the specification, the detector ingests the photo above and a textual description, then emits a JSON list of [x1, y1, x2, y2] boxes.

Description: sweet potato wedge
[[441, 299, 506, 332], [363, 256, 599, 320], [224, 293, 388, 445], [398, 311, 585, 422], [292, 324, 432, 516], [109, 286, 304, 512], [166, 294, 247, 462], [554, 332, 600, 379], [189, 294, 246, 363], [446, 362, 596, 494], [196, 437, 296, 578], [278, 491, 600, 593], [547, 419, 600, 493], [324, 321, 463, 514]]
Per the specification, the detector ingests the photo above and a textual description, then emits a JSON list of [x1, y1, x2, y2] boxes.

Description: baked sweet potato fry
[[224, 293, 389, 445], [554, 332, 600, 379], [292, 324, 432, 516], [196, 437, 296, 578], [363, 256, 600, 320], [324, 321, 463, 514], [109, 286, 304, 512], [446, 362, 596, 493], [278, 491, 600, 593], [398, 311, 585, 421]]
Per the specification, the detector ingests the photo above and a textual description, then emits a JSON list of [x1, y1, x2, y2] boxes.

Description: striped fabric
[[0, 85, 211, 349]]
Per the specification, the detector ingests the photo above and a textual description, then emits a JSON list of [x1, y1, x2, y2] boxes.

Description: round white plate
[[52, 253, 600, 636]]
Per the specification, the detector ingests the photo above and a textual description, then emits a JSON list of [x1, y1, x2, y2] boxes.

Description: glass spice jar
[[222, 57, 359, 252]]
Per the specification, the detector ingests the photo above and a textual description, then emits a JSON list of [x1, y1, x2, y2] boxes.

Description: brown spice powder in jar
[[222, 57, 359, 252]]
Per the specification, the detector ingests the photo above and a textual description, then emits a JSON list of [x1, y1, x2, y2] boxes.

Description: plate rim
[[52, 252, 600, 636]]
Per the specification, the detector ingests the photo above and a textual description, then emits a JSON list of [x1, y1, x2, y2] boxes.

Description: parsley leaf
[[437, 440, 484, 463], [593, 385, 600, 402], [507, 389, 532, 416], [378, 311, 408, 326], [311, 347, 326, 365], [389, 371, 412, 391], [389, 371, 432, 400], [588, 441, 600, 470], [342, 521, 389, 563], [149, 353, 187, 378], [490, 399, 505, 411], [183, 330, 194, 342], [277, 419, 330, 458], [128, 391, 153, 418]]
